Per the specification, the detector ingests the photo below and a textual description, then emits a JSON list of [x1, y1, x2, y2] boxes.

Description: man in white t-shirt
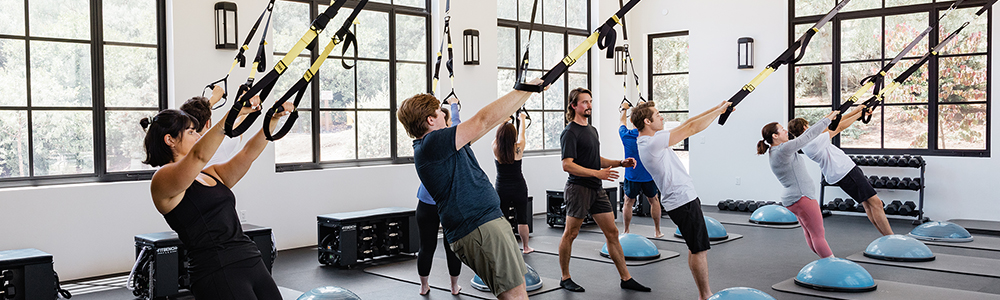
[[632, 100, 729, 300]]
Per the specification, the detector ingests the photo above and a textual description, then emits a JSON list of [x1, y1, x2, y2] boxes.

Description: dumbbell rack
[[818, 155, 929, 225]]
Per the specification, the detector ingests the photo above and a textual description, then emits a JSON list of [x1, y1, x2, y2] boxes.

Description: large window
[[0, 0, 167, 187], [497, 0, 591, 151], [271, 0, 430, 170], [791, 0, 990, 156], [648, 31, 690, 168]]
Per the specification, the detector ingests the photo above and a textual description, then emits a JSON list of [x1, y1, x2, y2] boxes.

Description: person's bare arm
[[563, 158, 620, 181], [668, 101, 730, 146], [514, 112, 527, 158], [829, 105, 867, 137], [151, 111, 229, 209], [454, 79, 542, 150], [212, 101, 293, 188], [619, 102, 630, 126]]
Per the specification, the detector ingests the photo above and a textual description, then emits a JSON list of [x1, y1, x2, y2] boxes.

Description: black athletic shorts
[[666, 198, 711, 253], [834, 166, 878, 203], [564, 182, 614, 219], [623, 179, 659, 199]]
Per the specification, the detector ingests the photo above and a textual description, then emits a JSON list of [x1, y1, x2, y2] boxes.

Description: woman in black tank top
[[140, 87, 294, 300], [493, 112, 532, 253]]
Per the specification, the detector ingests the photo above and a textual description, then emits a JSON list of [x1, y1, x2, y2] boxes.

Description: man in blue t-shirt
[[619, 101, 663, 238], [397, 81, 541, 300]]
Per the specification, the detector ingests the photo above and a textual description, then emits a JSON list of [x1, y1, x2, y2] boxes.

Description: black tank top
[[163, 172, 260, 281], [495, 159, 526, 187]]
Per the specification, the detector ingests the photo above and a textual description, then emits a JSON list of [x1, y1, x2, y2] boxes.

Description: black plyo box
[[546, 187, 618, 227], [0, 248, 55, 300], [317, 207, 419, 267]]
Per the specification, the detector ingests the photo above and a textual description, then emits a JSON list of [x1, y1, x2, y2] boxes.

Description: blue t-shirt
[[416, 103, 462, 205], [618, 125, 653, 182], [413, 126, 503, 243]]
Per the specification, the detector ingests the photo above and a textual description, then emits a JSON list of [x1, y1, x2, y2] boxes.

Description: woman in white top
[[788, 105, 894, 236]]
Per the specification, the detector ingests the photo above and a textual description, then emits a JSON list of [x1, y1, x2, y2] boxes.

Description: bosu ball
[[908, 221, 974, 243], [794, 257, 877, 292], [707, 287, 777, 300], [297, 286, 362, 300], [863, 234, 935, 262], [471, 264, 543, 292], [600, 233, 660, 260], [749, 204, 799, 225], [675, 216, 729, 241]]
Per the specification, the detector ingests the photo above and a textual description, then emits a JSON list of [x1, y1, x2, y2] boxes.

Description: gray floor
[[70, 207, 1000, 299]]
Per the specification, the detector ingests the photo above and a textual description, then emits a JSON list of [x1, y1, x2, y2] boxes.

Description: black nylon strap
[[514, 0, 641, 92], [263, 0, 368, 141], [225, 0, 351, 137], [717, 0, 850, 125], [205, 0, 276, 110], [432, 0, 458, 107]]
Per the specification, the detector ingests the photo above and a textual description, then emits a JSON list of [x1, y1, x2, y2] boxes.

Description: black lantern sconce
[[738, 37, 754, 69], [215, 2, 238, 50], [463, 29, 480, 65], [614, 45, 627, 75]]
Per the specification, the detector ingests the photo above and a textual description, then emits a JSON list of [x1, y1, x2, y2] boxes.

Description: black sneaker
[[560, 278, 585, 292], [620, 278, 651, 292]]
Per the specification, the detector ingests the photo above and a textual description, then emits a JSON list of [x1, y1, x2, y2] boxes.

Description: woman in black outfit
[[141, 86, 292, 300], [493, 112, 532, 253]]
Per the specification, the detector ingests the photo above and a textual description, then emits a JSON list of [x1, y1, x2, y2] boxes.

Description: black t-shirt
[[560, 122, 602, 189]]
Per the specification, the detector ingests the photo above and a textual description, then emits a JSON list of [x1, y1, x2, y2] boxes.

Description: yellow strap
[[563, 31, 600, 67], [878, 81, 901, 99], [743, 67, 775, 92], [302, 37, 341, 82], [611, 15, 622, 25], [432, 78, 439, 94], [275, 27, 321, 74], [242, 45, 250, 51], [811, 27, 819, 32], [846, 81, 874, 102]]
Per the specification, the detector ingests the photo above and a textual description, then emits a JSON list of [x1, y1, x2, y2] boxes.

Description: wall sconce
[[463, 29, 480, 65], [215, 2, 238, 50], [614, 45, 627, 75], [738, 37, 754, 69]]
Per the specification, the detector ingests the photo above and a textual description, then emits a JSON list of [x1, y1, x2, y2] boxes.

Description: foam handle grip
[[718, 89, 750, 125]]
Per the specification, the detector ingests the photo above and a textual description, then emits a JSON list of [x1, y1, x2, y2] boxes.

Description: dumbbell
[[727, 200, 741, 211], [884, 200, 903, 215], [826, 198, 841, 210], [867, 156, 879, 166], [747, 201, 760, 212], [718, 199, 733, 210], [855, 199, 866, 212], [899, 201, 917, 216], [867, 175, 878, 186], [765, 201, 777, 206], [851, 155, 860, 165], [908, 178, 921, 190], [872, 176, 884, 188], [886, 156, 898, 166], [886, 177, 900, 189], [840, 198, 856, 211], [898, 155, 911, 167], [908, 156, 922, 167], [738, 200, 752, 212], [876, 156, 888, 166]]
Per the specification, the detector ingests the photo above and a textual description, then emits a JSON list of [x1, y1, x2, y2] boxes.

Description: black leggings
[[416, 201, 462, 277], [190, 257, 281, 300]]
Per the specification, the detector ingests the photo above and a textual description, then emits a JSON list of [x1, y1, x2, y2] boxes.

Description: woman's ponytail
[[757, 139, 770, 155]]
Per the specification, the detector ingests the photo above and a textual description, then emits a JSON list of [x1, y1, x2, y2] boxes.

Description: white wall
[[625, 0, 1000, 224], [3, 0, 999, 281]]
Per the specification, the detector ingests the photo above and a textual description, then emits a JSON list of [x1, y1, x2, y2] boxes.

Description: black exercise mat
[[948, 219, 1000, 236], [923, 235, 1000, 252], [363, 257, 561, 299], [700, 208, 801, 229], [529, 236, 679, 266], [772, 278, 1000, 300], [578, 223, 744, 245], [846, 252, 1000, 278]]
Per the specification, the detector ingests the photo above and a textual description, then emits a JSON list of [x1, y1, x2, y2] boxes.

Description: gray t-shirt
[[636, 130, 699, 212], [768, 118, 832, 206], [413, 126, 504, 244]]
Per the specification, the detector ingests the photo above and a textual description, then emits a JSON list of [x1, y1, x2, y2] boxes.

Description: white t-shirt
[[206, 136, 241, 167], [801, 131, 855, 184], [636, 130, 698, 212]]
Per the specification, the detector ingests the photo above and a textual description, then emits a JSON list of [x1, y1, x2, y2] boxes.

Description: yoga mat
[[529, 235, 679, 266], [578, 223, 744, 245], [363, 257, 561, 299], [923, 235, 1000, 253], [948, 219, 1000, 236], [772, 278, 1000, 300], [847, 252, 1000, 278]]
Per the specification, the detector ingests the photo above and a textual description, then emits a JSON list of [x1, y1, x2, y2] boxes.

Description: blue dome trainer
[[600, 233, 660, 260], [297, 286, 362, 300], [794, 257, 877, 292], [863, 234, 935, 262], [707, 287, 777, 300], [749, 205, 799, 225], [908, 221, 974, 243], [675, 216, 729, 241], [471, 264, 543, 292]]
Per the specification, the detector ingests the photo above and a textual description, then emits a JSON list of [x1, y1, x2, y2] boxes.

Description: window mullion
[[93, 0, 107, 177]]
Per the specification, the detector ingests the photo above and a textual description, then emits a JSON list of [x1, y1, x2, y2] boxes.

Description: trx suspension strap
[[205, 0, 276, 110], [263, 0, 368, 141], [513, 0, 642, 92], [830, 0, 966, 130], [432, 0, 459, 109], [224, 0, 351, 137], [858, 0, 996, 124], [509, 106, 531, 132], [717, 0, 851, 125], [616, 0, 644, 112]]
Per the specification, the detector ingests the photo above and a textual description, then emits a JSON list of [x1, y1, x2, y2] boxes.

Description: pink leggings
[[786, 196, 834, 258]]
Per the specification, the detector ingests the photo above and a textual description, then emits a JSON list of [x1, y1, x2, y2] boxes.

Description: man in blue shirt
[[397, 80, 541, 300], [619, 101, 663, 238]]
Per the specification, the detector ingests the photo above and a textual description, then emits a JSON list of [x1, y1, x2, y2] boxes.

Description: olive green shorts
[[449, 217, 527, 296]]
